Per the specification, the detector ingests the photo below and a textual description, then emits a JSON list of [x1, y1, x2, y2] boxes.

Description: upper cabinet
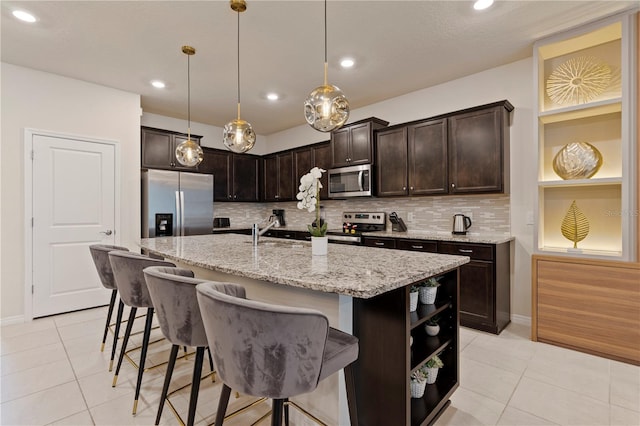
[[331, 117, 388, 167], [263, 151, 294, 202], [141, 126, 202, 171], [534, 13, 637, 260], [200, 148, 260, 202], [294, 141, 331, 199]]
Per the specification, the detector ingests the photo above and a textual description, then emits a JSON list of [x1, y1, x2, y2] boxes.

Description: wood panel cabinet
[[331, 117, 388, 167], [200, 147, 259, 202], [439, 241, 510, 334], [293, 142, 331, 200], [376, 119, 448, 197], [141, 126, 202, 171], [448, 102, 512, 194], [263, 151, 294, 201], [353, 268, 459, 425]]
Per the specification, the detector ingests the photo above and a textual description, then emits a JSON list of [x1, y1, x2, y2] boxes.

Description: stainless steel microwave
[[328, 164, 373, 198]]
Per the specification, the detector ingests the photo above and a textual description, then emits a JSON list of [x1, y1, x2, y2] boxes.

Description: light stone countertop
[[139, 233, 469, 299], [364, 230, 514, 245]]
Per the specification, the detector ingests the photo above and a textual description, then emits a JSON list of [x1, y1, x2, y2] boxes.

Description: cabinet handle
[[458, 249, 473, 253], [402, 186, 406, 191], [275, 195, 279, 199], [451, 183, 456, 188], [283, 234, 292, 238], [375, 242, 385, 246], [410, 186, 414, 190], [411, 245, 423, 249], [233, 195, 237, 199], [228, 195, 232, 199]]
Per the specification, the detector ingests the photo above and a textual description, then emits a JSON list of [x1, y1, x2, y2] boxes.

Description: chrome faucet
[[252, 215, 280, 246]]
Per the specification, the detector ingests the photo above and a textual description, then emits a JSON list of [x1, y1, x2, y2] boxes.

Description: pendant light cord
[[323, 0, 328, 86], [187, 53, 191, 138], [237, 9, 241, 120]]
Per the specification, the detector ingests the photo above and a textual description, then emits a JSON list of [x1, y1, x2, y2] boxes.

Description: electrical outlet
[[407, 212, 414, 222]]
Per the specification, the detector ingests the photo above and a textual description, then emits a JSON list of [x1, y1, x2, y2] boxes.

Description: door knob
[[100, 230, 113, 236]]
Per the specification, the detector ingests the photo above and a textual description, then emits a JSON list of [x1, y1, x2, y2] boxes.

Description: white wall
[[141, 112, 269, 156], [1, 63, 141, 321], [267, 58, 536, 319]]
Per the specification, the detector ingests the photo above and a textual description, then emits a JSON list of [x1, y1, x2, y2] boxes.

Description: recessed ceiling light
[[473, 0, 494, 10], [340, 58, 355, 68], [266, 93, 279, 101], [13, 10, 37, 23], [150, 80, 166, 89]]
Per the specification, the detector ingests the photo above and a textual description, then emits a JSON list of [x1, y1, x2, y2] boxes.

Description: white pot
[[311, 236, 328, 256], [409, 291, 419, 312], [425, 324, 440, 336], [410, 379, 427, 398], [425, 367, 439, 384], [419, 286, 438, 304]]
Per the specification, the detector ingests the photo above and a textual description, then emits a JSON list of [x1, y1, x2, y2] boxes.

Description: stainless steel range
[[326, 211, 386, 245]]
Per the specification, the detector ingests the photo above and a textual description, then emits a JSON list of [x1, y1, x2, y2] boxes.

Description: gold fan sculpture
[[561, 200, 590, 249], [552, 142, 603, 180], [546, 56, 611, 105]]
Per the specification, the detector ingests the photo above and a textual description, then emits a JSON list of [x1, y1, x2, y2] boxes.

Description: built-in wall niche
[[538, 184, 622, 256], [538, 22, 622, 114], [540, 111, 622, 182]]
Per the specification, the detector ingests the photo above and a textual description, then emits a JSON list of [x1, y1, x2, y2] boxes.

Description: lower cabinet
[[353, 268, 459, 425]]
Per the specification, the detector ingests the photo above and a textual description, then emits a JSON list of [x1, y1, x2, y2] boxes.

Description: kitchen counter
[[139, 233, 469, 299]]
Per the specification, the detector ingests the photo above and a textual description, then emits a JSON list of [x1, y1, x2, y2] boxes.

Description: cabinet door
[[376, 127, 408, 197], [294, 148, 313, 187], [409, 119, 448, 195], [331, 127, 350, 167], [349, 122, 373, 165], [312, 143, 331, 199], [458, 260, 494, 327], [233, 154, 260, 202], [448, 106, 504, 193], [201, 148, 231, 201], [277, 152, 294, 201], [263, 155, 279, 201], [141, 128, 173, 169]]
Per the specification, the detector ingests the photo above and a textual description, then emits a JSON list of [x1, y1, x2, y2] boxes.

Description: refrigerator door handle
[[179, 191, 185, 236], [175, 190, 181, 236]]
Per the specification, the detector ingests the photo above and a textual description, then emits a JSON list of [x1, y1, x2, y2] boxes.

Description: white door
[[31, 133, 117, 317]]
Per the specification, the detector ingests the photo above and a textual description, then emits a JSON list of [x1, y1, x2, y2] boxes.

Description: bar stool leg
[[133, 307, 154, 415], [109, 300, 125, 371], [271, 399, 285, 426], [214, 384, 232, 426], [344, 364, 359, 426], [155, 344, 179, 425], [186, 347, 205, 426], [113, 306, 137, 386], [101, 290, 118, 352], [284, 398, 290, 426]]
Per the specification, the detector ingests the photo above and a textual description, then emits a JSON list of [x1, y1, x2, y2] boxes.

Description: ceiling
[[1, 1, 636, 135]]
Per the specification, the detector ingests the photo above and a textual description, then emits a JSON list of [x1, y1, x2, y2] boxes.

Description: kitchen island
[[139, 233, 469, 426]]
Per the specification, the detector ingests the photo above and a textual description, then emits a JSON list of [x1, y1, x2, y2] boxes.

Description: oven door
[[328, 164, 372, 198]]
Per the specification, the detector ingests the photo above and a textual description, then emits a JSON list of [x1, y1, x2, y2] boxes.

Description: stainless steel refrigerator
[[142, 169, 214, 238]]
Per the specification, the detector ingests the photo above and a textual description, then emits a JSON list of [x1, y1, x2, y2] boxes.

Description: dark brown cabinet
[[141, 126, 202, 171], [263, 151, 294, 201], [448, 102, 512, 194], [331, 117, 388, 167], [376, 119, 448, 197], [438, 241, 511, 334], [294, 141, 331, 200], [200, 148, 259, 202], [363, 236, 396, 249]]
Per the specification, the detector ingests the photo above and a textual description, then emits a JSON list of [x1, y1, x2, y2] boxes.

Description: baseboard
[[0, 315, 26, 327], [511, 314, 531, 326]]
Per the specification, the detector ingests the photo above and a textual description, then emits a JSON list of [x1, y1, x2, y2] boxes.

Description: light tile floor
[[1, 307, 639, 425]]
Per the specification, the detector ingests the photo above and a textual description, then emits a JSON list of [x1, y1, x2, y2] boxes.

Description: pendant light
[[303, 0, 349, 132], [223, 0, 256, 154], [175, 45, 204, 167]]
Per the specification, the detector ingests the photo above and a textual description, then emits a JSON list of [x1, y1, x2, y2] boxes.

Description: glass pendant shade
[[304, 83, 350, 132], [175, 138, 203, 167], [223, 118, 256, 153]]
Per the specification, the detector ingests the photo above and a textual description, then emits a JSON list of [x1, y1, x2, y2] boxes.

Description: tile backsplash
[[214, 195, 510, 236]]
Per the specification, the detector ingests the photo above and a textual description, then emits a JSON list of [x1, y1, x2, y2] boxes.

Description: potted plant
[[296, 167, 327, 255], [409, 368, 428, 398], [422, 355, 444, 384], [409, 285, 419, 312], [424, 315, 440, 336], [418, 277, 440, 304]]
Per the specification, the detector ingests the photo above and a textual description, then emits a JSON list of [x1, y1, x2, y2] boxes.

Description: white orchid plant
[[296, 167, 327, 237]]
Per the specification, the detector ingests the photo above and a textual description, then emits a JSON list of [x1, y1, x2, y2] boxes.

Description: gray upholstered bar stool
[[196, 282, 360, 426], [108, 251, 175, 415], [89, 244, 129, 371], [143, 266, 214, 426]]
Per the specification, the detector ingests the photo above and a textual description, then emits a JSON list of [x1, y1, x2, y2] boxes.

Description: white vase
[[419, 286, 438, 304], [409, 291, 419, 312], [311, 236, 328, 256], [425, 367, 439, 384], [410, 379, 427, 398], [425, 324, 440, 336]]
